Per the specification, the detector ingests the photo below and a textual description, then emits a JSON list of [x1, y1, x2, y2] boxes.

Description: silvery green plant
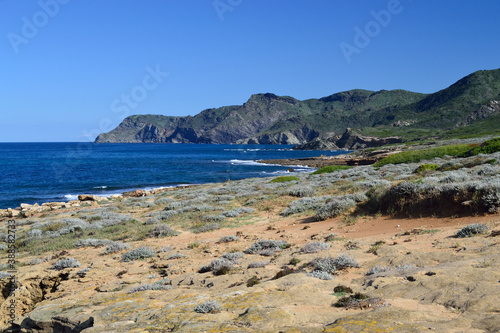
[[193, 300, 222, 314], [300, 242, 330, 254], [121, 247, 156, 262], [51, 258, 80, 270]]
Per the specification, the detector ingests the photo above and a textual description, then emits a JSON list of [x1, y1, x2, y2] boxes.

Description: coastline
[[0, 150, 499, 332]]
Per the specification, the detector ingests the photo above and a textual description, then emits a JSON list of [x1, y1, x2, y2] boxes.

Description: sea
[[0, 143, 347, 210]]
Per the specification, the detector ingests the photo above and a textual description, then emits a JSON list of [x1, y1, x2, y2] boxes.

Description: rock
[[293, 128, 403, 150], [9, 316, 94, 333], [20, 203, 32, 210], [20, 210, 34, 218], [7, 208, 20, 218], [122, 189, 145, 198], [78, 195, 97, 202]]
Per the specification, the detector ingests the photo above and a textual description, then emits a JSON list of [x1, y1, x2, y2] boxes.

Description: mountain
[[95, 69, 500, 145]]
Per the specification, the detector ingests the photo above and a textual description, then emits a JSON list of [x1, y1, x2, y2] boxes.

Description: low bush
[[332, 254, 360, 269], [333, 292, 374, 308], [456, 223, 488, 238], [270, 176, 300, 183], [218, 235, 239, 243], [310, 165, 351, 175], [51, 258, 80, 270], [315, 197, 357, 221], [307, 271, 334, 280], [273, 267, 295, 280], [167, 253, 187, 260], [246, 276, 260, 287], [148, 225, 179, 238], [28, 258, 43, 265], [193, 222, 221, 233], [366, 264, 416, 276], [287, 185, 316, 197], [247, 261, 269, 269], [102, 241, 131, 255], [463, 137, 500, 156], [202, 215, 226, 222], [414, 163, 439, 173], [244, 239, 289, 255], [121, 247, 156, 262], [76, 268, 91, 278], [333, 285, 353, 294], [373, 144, 473, 167], [300, 242, 330, 253], [74, 238, 111, 248], [310, 254, 359, 274], [221, 252, 244, 264], [193, 300, 222, 314], [28, 229, 43, 239], [281, 196, 331, 216], [199, 258, 233, 275], [128, 283, 172, 293], [309, 257, 337, 274]]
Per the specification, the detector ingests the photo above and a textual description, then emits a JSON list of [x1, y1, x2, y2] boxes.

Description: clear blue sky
[[1, 0, 499, 142]]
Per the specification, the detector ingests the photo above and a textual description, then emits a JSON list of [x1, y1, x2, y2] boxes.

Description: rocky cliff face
[[292, 129, 403, 150], [95, 69, 500, 145]]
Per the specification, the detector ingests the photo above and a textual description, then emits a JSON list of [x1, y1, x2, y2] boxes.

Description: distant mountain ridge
[[95, 68, 500, 145]]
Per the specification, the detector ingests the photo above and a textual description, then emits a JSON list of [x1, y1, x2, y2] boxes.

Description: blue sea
[[0, 143, 347, 209]]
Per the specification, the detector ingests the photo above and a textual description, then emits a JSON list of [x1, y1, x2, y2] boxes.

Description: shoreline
[[0, 148, 499, 332], [0, 161, 317, 217]]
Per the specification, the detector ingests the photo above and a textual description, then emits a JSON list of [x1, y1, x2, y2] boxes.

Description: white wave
[[63, 194, 79, 201], [93, 186, 108, 189], [228, 159, 270, 166]]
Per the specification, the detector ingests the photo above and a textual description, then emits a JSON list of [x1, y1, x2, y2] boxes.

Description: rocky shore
[[260, 147, 403, 168], [1, 148, 499, 332]]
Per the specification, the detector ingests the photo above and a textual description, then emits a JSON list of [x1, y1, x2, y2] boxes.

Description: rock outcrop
[[292, 128, 403, 150]]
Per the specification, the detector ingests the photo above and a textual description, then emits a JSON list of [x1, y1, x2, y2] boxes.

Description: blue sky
[[1, 0, 499, 142]]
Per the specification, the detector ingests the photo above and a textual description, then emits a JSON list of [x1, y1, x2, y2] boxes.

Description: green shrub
[[270, 176, 300, 183], [463, 137, 500, 156], [414, 163, 439, 173], [373, 144, 473, 167], [273, 267, 295, 280], [246, 276, 260, 287], [333, 292, 370, 308], [333, 285, 353, 294], [310, 165, 351, 175]]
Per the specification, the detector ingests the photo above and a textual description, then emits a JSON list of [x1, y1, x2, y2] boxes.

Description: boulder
[[8, 316, 94, 333], [122, 190, 145, 198], [78, 195, 97, 202], [7, 208, 20, 218], [20, 203, 32, 211]]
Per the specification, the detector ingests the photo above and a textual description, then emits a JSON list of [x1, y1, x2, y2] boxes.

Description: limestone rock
[[78, 195, 97, 202]]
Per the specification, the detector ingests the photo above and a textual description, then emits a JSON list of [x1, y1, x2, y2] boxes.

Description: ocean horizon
[[0, 142, 347, 210]]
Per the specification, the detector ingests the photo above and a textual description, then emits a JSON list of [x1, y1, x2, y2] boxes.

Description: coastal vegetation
[[0, 136, 499, 331]]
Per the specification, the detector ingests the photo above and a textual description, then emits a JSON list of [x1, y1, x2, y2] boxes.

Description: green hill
[[95, 68, 500, 145]]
